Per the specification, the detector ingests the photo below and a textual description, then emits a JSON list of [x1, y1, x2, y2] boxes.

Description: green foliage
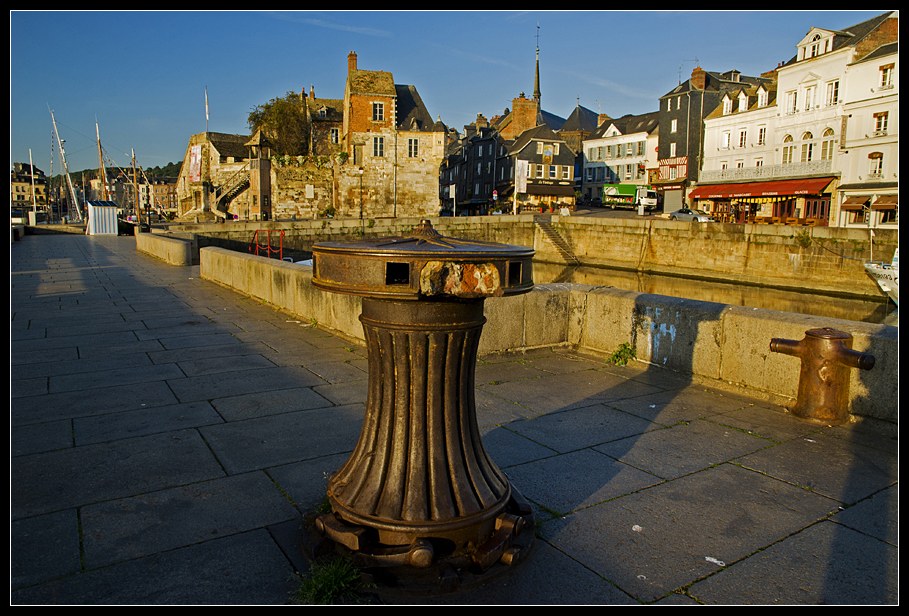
[[293, 557, 371, 605], [248, 91, 309, 157], [794, 229, 812, 248], [606, 342, 636, 366]]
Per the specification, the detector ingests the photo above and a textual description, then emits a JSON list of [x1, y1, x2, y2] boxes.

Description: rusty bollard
[[769, 327, 875, 424], [310, 219, 535, 591]]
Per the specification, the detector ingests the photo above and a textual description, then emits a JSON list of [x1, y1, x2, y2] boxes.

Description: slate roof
[[306, 97, 344, 122], [508, 124, 576, 160], [851, 40, 898, 65], [559, 105, 599, 133], [662, 69, 771, 99], [703, 84, 778, 120], [395, 84, 435, 131], [207, 133, 251, 160], [780, 10, 896, 67], [589, 111, 660, 138]]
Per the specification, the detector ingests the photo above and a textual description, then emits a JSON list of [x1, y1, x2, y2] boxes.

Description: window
[[800, 131, 813, 162], [637, 142, 645, 156], [666, 98, 672, 111], [879, 64, 894, 89], [786, 91, 798, 114], [757, 126, 767, 146], [825, 80, 839, 106], [738, 129, 747, 148], [477, 163, 482, 174], [676, 97, 682, 110], [721, 132, 731, 149], [488, 143, 493, 156], [869, 152, 883, 178], [549, 165, 557, 179], [586, 167, 594, 182], [372, 102, 384, 122], [736, 160, 745, 169], [755, 158, 763, 167], [738, 93, 748, 112], [757, 88, 768, 108], [804, 85, 816, 111], [330, 128, 339, 144], [873, 112, 889, 135], [561, 166, 570, 179], [722, 97, 732, 115], [808, 34, 822, 58], [604, 145, 612, 159], [536, 142, 543, 154], [669, 167, 678, 180], [408, 138, 419, 158], [477, 145, 483, 157], [782, 135, 794, 164], [821, 128, 835, 160], [720, 161, 729, 171], [671, 119, 677, 133], [536, 164, 544, 178], [624, 165, 632, 181], [373, 136, 384, 157], [319, 108, 327, 118], [669, 142, 676, 157]]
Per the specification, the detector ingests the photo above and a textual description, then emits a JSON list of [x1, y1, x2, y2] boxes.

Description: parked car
[[668, 208, 715, 222]]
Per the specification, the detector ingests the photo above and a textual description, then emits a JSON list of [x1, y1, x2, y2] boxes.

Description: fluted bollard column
[[310, 219, 535, 591]]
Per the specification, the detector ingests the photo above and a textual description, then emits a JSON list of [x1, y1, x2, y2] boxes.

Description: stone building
[[174, 52, 446, 221]]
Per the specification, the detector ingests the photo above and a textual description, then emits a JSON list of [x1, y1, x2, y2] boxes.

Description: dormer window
[[319, 108, 327, 119], [757, 88, 768, 108], [738, 92, 748, 112], [722, 96, 732, 115], [808, 34, 822, 58]]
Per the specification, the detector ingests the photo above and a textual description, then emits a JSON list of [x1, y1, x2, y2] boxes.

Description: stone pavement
[[10, 233, 899, 605]]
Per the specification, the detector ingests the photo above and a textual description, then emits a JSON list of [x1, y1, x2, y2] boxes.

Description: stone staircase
[[534, 216, 580, 265]]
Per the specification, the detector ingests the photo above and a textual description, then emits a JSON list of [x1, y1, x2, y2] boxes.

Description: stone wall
[[169, 214, 898, 300], [198, 245, 898, 423]]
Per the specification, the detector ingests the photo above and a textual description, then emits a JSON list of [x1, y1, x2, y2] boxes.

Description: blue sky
[[10, 10, 887, 174]]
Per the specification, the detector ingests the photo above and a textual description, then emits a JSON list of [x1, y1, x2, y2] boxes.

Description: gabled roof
[[306, 97, 344, 121], [704, 83, 778, 120], [590, 111, 659, 138], [559, 104, 599, 133], [508, 124, 576, 159], [207, 133, 250, 159], [395, 84, 435, 131], [781, 11, 896, 67], [662, 70, 771, 99]]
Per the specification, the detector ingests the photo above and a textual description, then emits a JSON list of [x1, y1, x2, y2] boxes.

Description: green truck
[[602, 184, 659, 211]]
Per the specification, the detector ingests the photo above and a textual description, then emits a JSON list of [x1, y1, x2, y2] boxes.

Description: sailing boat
[[49, 109, 84, 224]]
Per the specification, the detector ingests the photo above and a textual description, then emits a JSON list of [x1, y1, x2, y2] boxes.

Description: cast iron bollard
[[310, 219, 535, 589], [769, 327, 875, 424]]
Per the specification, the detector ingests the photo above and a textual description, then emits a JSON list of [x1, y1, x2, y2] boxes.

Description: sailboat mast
[[96, 120, 110, 201], [132, 148, 143, 227], [49, 109, 83, 223]]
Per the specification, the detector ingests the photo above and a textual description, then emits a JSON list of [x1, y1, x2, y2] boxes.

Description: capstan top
[[311, 219, 534, 300]]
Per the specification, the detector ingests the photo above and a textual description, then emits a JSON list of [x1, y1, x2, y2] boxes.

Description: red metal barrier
[[249, 229, 284, 261]]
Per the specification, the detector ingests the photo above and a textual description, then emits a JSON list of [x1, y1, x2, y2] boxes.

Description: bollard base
[[306, 490, 535, 599]]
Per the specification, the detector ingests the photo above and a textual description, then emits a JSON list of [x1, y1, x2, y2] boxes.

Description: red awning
[[840, 195, 871, 211], [871, 194, 898, 210], [689, 177, 834, 199]]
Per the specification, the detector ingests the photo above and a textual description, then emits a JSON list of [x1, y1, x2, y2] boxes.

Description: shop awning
[[688, 177, 834, 199], [871, 194, 898, 210], [840, 195, 871, 211], [525, 183, 576, 197]]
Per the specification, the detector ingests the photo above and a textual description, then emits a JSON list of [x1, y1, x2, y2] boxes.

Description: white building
[[692, 10, 897, 227], [835, 34, 898, 229], [581, 112, 659, 204]]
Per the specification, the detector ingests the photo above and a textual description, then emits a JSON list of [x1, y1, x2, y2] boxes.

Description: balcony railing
[[700, 160, 833, 183]]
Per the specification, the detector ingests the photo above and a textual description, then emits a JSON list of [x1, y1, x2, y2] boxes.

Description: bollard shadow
[[469, 293, 898, 605]]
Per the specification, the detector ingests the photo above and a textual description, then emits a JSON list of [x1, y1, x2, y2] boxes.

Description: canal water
[[534, 262, 898, 326]]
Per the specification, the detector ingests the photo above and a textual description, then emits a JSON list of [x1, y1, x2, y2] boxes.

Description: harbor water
[[534, 262, 898, 326]]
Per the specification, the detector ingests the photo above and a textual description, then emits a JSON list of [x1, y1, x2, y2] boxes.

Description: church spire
[[533, 24, 541, 104]]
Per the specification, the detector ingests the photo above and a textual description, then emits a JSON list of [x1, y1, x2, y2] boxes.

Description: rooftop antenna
[[679, 57, 700, 84]]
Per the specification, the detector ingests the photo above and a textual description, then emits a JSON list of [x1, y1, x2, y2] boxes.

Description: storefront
[[687, 177, 835, 224], [838, 190, 898, 228]]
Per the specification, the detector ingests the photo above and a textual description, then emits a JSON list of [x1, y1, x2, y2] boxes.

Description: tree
[[248, 92, 309, 157]]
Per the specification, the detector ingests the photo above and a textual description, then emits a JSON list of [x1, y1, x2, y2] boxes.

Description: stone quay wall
[[196, 245, 898, 423], [167, 214, 898, 300]]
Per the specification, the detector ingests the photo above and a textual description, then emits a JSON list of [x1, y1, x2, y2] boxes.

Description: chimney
[[597, 113, 611, 127], [309, 84, 315, 99], [691, 66, 707, 90], [476, 113, 488, 128], [347, 51, 358, 74]]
